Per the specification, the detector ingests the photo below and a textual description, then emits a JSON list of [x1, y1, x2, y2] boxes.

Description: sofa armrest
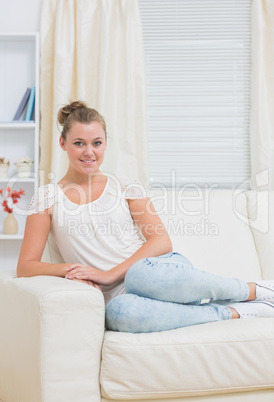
[[246, 191, 274, 279], [0, 270, 105, 402]]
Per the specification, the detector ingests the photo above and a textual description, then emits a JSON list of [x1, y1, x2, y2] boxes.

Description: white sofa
[[0, 189, 274, 402]]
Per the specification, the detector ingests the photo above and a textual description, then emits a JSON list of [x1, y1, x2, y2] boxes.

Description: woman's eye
[[74, 141, 83, 146], [94, 141, 102, 146]]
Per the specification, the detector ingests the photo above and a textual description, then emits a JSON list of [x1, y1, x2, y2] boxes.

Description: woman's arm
[[17, 211, 71, 278], [65, 197, 173, 285], [109, 197, 173, 280]]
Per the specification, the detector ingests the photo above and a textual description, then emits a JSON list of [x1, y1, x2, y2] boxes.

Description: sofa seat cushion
[[100, 319, 274, 400]]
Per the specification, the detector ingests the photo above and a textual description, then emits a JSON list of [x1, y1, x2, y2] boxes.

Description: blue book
[[13, 88, 31, 120], [25, 86, 35, 121]]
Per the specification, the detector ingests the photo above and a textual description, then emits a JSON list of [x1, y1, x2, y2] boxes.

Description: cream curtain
[[250, 0, 274, 190], [40, 0, 149, 186]]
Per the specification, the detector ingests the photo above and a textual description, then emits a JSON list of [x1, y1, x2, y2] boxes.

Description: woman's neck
[[59, 169, 106, 187]]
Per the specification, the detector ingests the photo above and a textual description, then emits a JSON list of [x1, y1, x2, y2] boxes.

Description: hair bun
[[57, 100, 87, 126], [57, 100, 107, 140]]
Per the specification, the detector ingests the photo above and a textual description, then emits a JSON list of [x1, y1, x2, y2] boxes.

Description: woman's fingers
[[65, 267, 89, 279], [65, 264, 83, 272], [65, 265, 109, 285], [66, 266, 99, 280], [66, 266, 92, 273], [66, 272, 91, 280]]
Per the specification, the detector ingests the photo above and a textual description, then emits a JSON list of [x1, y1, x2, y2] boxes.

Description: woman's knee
[[124, 258, 149, 293], [124, 252, 194, 296]]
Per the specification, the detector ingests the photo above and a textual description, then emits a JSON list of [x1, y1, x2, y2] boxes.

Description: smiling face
[[59, 121, 107, 177]]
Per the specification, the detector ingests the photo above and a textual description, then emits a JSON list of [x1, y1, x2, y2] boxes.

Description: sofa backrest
[[149, 189, 262, 282], [43, 188, 273, 282]]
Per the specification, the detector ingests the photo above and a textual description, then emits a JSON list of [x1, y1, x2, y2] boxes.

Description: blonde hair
[[57, 100, 107, 139]]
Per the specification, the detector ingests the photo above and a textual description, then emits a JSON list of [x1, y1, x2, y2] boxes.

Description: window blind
[[139, 0, 251, 189]]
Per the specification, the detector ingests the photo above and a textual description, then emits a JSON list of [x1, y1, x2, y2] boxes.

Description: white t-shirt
[[28, 175, 147, 304]]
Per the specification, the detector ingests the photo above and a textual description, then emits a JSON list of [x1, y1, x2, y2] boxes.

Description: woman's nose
[[83, 145, 94, 156]]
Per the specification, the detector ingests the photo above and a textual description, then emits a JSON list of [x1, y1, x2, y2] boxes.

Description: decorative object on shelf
[[3, 213, 18, 235], [0, 157, 10, 179], [13, 88, 31, 121], [15, 156, 34, 178], [0, 186, 25, 235]]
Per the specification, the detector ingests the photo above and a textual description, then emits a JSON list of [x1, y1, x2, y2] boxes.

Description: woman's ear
[[59, 136, 66, 151]]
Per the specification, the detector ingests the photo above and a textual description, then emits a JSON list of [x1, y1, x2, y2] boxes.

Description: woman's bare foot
[[247, 282, 256, 301], [228, 307, 240, 319], [229, 283, 256, 318]]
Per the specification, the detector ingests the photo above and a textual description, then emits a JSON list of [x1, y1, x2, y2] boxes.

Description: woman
[[17, 101, 274, 333]]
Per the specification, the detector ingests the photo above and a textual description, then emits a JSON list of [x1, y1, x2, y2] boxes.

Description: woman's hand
[[65, 264, 115, 286], [71, 277, 102, 291]]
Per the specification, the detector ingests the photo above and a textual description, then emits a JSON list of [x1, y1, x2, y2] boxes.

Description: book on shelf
[[25, 86, 35, 121], [12, 88, 31, 121]]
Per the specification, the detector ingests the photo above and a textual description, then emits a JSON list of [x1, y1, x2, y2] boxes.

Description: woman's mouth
[[80, 159, 95, 165]]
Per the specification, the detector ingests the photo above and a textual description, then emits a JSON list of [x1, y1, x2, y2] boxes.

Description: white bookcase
[[0, 33, 39, 270]]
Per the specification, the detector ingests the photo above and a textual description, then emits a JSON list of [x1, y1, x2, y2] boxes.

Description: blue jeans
[[105, 252, 250, 333]]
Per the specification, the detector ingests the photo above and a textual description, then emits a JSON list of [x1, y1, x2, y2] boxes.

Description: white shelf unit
[[0, 33, 39, 270], [0, 234, 24, 240]]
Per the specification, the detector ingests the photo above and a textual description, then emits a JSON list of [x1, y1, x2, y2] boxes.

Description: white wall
[[0, 0, 42, 33]]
